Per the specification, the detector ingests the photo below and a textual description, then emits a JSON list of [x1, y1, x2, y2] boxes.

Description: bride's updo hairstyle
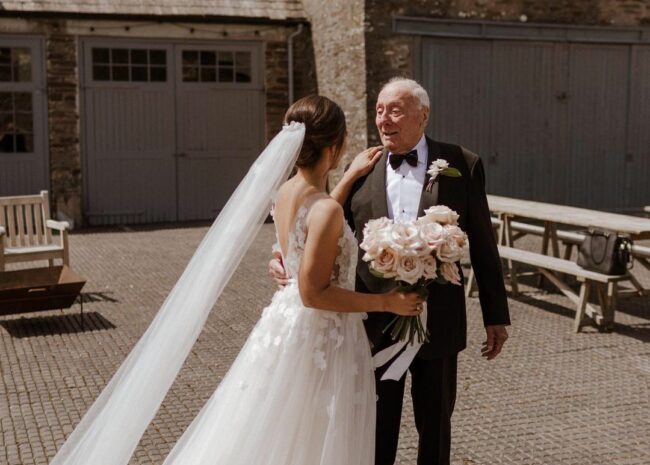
[[284, 95, 347, 168]]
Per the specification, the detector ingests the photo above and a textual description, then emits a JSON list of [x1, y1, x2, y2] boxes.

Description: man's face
[[375, 84, 429, 154]]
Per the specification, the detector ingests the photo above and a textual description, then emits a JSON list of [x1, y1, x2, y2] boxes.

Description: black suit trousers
[[374, 354, 458, 465]]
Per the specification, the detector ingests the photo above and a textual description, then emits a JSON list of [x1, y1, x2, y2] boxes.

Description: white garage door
[[0, 36, 48, 197], [81, 39, 264, 225]]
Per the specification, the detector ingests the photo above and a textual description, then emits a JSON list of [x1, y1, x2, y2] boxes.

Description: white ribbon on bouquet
[[372, 302, 428, 381]]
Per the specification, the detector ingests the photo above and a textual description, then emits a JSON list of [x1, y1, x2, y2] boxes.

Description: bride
[[160, 96, 423, 465], [49, 95, 423, 465]]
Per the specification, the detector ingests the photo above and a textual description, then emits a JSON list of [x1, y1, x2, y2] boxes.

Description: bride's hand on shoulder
[[346, 146, 383, 179], [381, 289, 425, 316]]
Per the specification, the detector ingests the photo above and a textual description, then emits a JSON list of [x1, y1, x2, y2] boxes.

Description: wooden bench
[[496, 245, 628, 332], [0, 191, 70, 271], [488, 216, 650, 291]]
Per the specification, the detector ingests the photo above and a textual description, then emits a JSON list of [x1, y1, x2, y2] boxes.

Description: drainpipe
[[287, 23, 304, 105]]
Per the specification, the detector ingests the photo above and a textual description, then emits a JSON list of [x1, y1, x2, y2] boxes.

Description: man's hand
[[268, 250, 289, 288], [481, 325, 508, 360]]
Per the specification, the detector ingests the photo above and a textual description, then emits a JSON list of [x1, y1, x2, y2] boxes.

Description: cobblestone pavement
[[1, 224, 649, 465]]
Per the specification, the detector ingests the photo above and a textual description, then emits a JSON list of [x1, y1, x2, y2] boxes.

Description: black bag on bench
[[577, 228, 633, 275]]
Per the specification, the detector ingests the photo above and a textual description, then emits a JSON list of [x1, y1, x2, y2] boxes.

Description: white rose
[[395, 255, 425, 285], [371, 248, 398, 278], [422, 255, 438, 280], [389, 221, 422, 256], [440, 262, 462, 285], [427, 159, 449, 179], [363, 217, 391, 237], [419, 222, 445, 252], [424, 205, 459, 225]]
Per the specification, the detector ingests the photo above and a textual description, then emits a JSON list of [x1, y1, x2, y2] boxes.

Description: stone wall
[[363, 0, 650, 145], [45, 25, 82, 227], [301, 0, 367, 183], [264, 25, 317, 141]]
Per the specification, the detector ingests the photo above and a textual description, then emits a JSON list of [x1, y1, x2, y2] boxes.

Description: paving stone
[[0, 225, 648, 465]]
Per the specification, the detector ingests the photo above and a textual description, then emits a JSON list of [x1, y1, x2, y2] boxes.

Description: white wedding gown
[[162, 195, 376, 465]]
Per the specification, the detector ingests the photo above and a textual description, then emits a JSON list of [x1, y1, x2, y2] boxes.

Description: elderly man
[[272, 78, 510, 465]]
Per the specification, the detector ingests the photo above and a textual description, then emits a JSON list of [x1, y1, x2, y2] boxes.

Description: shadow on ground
[[0, 311, 116, 338]]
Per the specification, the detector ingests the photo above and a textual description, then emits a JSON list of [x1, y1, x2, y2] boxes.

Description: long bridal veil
[[50, 122, 305, 465]]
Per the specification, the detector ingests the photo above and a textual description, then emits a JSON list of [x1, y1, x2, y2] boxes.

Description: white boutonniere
[[426, 159, 462, 192]]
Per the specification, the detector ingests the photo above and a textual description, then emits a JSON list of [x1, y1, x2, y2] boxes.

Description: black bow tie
[[389, 150, 418, 170]]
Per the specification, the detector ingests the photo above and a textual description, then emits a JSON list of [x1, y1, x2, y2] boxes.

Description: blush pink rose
[[440, 262, 462, 285], [371, 248, 399, 278], [422, 255, 438, 280], [395, 255, 425, 285]]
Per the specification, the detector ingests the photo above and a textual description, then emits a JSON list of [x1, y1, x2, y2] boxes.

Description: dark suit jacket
[[344, 136, 510, 359]]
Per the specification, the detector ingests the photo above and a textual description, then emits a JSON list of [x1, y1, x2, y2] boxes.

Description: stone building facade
[[0, 1, 315, 225], [1, 0, 649, 224]]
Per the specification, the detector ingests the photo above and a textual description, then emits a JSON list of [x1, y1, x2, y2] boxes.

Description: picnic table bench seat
[[490, 217, 650, 263], [497, 245, 628, 332]]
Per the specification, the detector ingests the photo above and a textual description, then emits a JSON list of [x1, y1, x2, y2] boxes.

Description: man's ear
[[421, 106, 430, 129]]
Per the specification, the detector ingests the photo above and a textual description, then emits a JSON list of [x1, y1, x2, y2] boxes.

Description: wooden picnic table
[[488, 195, 650, 240], [478, 195, 650, 331]]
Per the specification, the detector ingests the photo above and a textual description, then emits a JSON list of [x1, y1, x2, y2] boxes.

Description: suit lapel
[[416, 137, 441, 217], [371, 149, 389, 219]]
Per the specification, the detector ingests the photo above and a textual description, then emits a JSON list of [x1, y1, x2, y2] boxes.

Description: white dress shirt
[[386, 135, 428, 222]]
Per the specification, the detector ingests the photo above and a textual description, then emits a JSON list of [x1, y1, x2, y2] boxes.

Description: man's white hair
[[382, 77, 430, 109]]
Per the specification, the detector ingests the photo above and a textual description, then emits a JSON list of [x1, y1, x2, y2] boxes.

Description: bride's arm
[[330, 146, 383, 206], [298, 199, 422, 315]]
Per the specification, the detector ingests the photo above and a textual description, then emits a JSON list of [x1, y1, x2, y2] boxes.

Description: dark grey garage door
[[397, 18, 650, 210], [81, 39, 264, 225]]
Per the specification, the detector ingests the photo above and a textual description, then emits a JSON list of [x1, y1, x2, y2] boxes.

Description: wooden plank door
[[0, 36, 48, 196]]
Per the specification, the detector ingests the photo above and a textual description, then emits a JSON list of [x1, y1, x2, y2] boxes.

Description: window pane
[[130, 49, 148, 65], [0, 66, 11, 82], [92, 48, 110, 64], [131, 66, 148, 82], [14, 133, 32, 152], [93, 65, 110, 81], [218, 67, 234, 82], [150, 66, 167, 82], [235, 68, 251, 83], [22, 133, 34, 153], [200, 67, 216, 82], [0, 112, 13, 131], [112, 65, 129, 81], [218, 52, 234, 67], [182, 51, 199, 66], [235, 52, 251, 68], [111, 48, 129, 64], [182, 66, 198, 82], [13, 93, 32, 112], [0, 134, 15, 152], [15, 113, 33, 133], [149, 50, 166, 65], [200, 51, 216, 66], [0, 93, 12, 111], [0, 48, 10, 65], [13, 48, 31, 82]]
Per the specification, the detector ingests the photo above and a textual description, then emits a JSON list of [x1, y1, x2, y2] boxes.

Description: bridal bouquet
[[360, 205, 468, 345]]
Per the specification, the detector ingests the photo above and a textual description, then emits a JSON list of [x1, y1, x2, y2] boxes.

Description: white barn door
[[174, 44, 264, 221], [82, 40, 176, 225], [0, 36, 48, 196], [82, 39, 264, 224]]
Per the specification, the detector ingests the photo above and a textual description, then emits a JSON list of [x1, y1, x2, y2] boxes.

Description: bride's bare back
[[273, 175, 422, 316]]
